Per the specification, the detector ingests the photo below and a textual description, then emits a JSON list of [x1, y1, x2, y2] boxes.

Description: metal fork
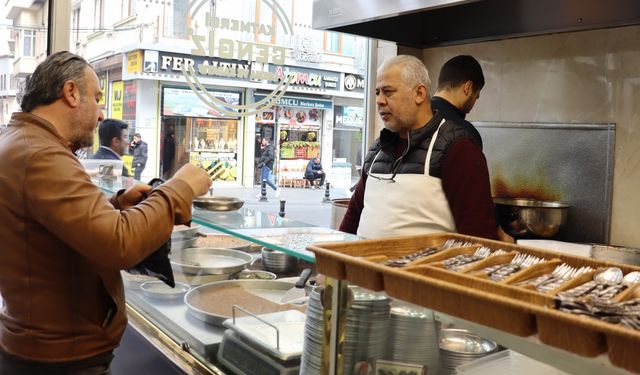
[[537, 264, 594, 294], [486, 254, 544, 281], [444, 247, 493, 271]]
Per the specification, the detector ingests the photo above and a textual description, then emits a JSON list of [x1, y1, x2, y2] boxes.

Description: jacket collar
[[378, 110, 444, 150], [9, 112, 70, 150], [99, 146, 121, 159], [432, 96, 466, 119]]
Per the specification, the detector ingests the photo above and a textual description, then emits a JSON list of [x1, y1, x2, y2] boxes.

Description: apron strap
[[368, 149, 383, 175], [424, 118, 447, 175]]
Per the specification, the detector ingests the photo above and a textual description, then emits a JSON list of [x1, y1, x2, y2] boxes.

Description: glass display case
[[95, 177, 358, 374], [95, 177, 633, 375]]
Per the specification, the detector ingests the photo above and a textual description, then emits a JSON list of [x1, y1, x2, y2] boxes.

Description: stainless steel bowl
[[170, 247, 253, 275], [494, 197, 569, 239], [171, 224, 201, 240], [261, 247, 298, 273], [193, 196, 244, 211], [140, 281, 190, 300]]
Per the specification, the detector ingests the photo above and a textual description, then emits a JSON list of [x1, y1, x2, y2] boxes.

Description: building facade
[[63, 0, 368, 186]]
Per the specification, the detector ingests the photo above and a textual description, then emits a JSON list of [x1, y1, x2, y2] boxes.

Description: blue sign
[[255, 95, 332, 110]]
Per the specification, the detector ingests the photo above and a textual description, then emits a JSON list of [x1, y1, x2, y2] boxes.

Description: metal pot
[[330, 198, 350, 230], [494, 197, 569, 239], [261, 247, 298, 273]]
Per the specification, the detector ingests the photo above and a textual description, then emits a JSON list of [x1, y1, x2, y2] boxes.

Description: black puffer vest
[[363, 111, 483, 179]]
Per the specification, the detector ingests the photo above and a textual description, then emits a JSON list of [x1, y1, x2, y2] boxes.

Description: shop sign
[[254, 95, 332, 110], [163, 87, 241, 118], [269, 65, 341, 90], [344, 74, 365, 93], [111, 81, 124, 120], [334, 105, 364, 128], [123, 82, 137, 121], [127, 51, 142, 74], [182, 0, 296, 117], [154, 51, 268, 81], [98, 76, 107, 107]]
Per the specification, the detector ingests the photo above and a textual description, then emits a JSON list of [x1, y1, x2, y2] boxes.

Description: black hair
[[20, 51, 90, 112], [437, 55, 485, 92], [98, 119, 128, 147]]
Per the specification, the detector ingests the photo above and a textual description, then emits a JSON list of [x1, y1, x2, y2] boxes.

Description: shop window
[[72, 8, 80, 43], [325, 32, 339, 53], [324, 32, 355, 56], [94, 0, 104, 31], [342, 35, 355, 56], [22, 30, 36, 57], [124, 0, 136, 18], [171, 0, 188, 39]]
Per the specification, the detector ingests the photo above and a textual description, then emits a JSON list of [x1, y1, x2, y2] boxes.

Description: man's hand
[[117, 184, 153, 209], [497, 226, 515, 243], [172, 163, 213, 197]]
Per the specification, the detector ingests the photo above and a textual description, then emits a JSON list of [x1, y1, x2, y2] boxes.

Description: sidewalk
[[212, 184, 352, 228]]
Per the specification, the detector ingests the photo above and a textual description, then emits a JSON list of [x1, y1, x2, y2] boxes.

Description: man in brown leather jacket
[[0, 52, 212, 374]]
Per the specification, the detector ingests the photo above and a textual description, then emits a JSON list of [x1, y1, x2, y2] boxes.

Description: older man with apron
[[340, 55, 499, 241]]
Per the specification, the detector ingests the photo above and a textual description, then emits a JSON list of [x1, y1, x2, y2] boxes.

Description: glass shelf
[[96, 177, 360, 263]]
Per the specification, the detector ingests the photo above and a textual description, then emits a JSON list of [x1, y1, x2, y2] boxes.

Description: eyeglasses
[[367, 133, 411, 183]]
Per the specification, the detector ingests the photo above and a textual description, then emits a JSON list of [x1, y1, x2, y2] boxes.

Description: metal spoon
[[594, 267, 623, 285], [623, 271, 640, 286]]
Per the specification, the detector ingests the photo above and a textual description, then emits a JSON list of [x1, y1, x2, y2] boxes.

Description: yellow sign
[[127, 50, 142, 74], [98, 76, 107, 107], [121, 155, 133, 176], [111, 81, 123, 120]]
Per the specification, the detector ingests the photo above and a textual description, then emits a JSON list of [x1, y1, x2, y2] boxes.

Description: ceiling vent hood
[[312, 0, 640, 48]]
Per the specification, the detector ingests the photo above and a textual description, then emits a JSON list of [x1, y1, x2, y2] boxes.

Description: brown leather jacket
[[0, 113, 194, 362]]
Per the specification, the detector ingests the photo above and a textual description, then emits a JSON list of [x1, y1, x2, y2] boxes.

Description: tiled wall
[[420, 25, 640, 247]]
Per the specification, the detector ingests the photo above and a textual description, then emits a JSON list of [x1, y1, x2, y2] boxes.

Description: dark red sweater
[[339, 138, 498, 240]]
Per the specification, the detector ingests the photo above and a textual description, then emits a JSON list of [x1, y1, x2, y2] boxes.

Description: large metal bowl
[[493, 197, 569, 239], [170, 247, 253, 275], [193, 196, 244, 211]]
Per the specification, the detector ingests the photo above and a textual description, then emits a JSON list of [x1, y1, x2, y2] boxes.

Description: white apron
[[357, 119, 456, 239]]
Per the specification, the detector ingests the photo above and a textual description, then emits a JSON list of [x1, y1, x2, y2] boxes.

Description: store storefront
[[254, 94, 332, 186], [161, 87, 242, 183]]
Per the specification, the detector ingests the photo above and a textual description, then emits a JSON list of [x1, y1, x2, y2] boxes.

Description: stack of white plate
[[300, 287, 391, 375], [385, 302, 440, 372], [300, 288, 324, 374], [343, 288, 390, 374], [439, 329, 499, 375]]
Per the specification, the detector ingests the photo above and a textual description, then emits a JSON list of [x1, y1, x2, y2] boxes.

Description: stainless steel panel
[[313, 0, 640, 48], [475, 122, 614, 243], [312, 0, 474, 29]]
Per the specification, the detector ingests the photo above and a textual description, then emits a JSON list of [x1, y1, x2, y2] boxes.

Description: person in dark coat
[[162, 128, 176, 179], [130, 133, 148, 180], [304, 157, 325, 188], [257, 137, 280, 197], [92, 118, 129, 177]]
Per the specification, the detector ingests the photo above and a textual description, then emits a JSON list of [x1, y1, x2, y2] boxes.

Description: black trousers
[[0, 349, 113, 375], [305, 171, 325, 186]]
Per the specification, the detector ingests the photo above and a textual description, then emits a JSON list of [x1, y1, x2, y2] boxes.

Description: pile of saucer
[[439, 329, 499, 374], [300, 288, 324, 374], [385, 302, 440, 372], [300, 287, 391, 375]]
